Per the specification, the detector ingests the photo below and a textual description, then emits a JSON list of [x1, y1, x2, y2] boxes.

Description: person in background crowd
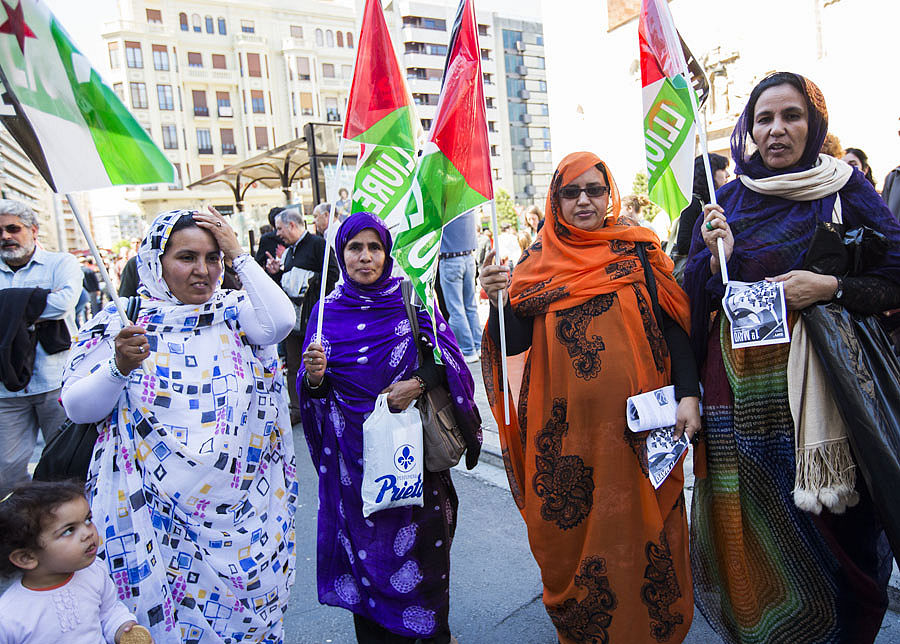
[[524, 204, 543, 240], [313, 202, 334, 237], [0, 199, 82, 492], [620, 194, 651, 226], [438, 209, 483, 362], [116, 254, 139, 297], [61, 208, 298, 643], [820, 131, 843, 157], [82, 257, 102, 315], [843, 147, 876, 188], [335, 187, 352, 221], [686, 71, 900, 644], [882, 120, 900, 219], [480, 151, 699, 644], [266, 206, 339, 424], [669, 153, 731, 283], [255, 206, 286, 271], [300, 212, 481, 644], [497, 223, 522, 268], [474, 227, 492, 279]]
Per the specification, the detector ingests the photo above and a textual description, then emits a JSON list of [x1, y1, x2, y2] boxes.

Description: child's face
[[34, 497, 99, 574]]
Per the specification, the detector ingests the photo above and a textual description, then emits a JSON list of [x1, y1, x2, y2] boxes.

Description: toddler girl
[[0, 480, 152, 643]]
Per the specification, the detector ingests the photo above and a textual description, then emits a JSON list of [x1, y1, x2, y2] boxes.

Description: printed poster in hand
[[0, 0, 173, 192], [639, 0, 708, 221], [345, 0, 422, 231], [391, 0, 493, 345]]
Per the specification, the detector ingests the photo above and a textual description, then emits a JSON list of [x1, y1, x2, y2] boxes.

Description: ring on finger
[[705, 221, 714, 231], [216, 221, 223, 227]]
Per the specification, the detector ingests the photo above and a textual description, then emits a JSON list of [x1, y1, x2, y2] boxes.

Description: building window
[[200, 164, 214, 177], [478, 24, 488, 36], [254, 126, 268, 150], [113, 82, 124, 101], [146, 8, 162, 23], [220, 128, 236, 154], [251, 90, 265, 113], [506, 77, 525, 97], [296, 56, 310, 80], [179, 12, 188, 31], [346, 32, 353, 48], [129, 82, 147, 109], [326, 30, 334, 47], [212, 54, 226, 70], [187, 52, 202, 68], [157, 84, 174, 110], [197, 128, 213, 154], [108, 42, 119, 69], [536, 35, 544, 45], [538, 103, 549, 115], [341, 65, 352, 80], [483, 72, 493, 85], [246, 53, 261, 77], [421, 118, 432, 130], [336, 31, 344, 47], [503, 29, 523, 51], [125, 41, 143, 68], [490, 144, 498, 156], [315, 29, 324, 47], [325, 97, 340, 122], [485, 97, 494, 109], [205, 16, 214, 34], [152, 45, 169, 71], [488, 120, 497, 133], [423, 18, 446, 30], [529, 56, 546, 69], [241, 20, 255, 34], [192, 14, 201, 32], [162, 124, 178, 149], [290, 25, 303, 38], [192, 90, 208, 117], [322, 63, 335, 78], [299, 92, 313, 116], [217, 17, 227, 35], [216, 91, 232, 117]]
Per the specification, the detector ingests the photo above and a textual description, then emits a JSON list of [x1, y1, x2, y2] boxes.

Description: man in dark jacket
[[265, 207, 339, 424]]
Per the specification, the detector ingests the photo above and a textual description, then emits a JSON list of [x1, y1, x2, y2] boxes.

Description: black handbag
[[400, 280, 467, 472], [33, 296, 142, 483]]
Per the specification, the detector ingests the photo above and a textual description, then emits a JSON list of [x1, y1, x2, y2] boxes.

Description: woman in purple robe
[[299, 212, 482, 644]]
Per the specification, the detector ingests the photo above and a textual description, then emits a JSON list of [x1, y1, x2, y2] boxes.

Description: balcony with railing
[[193, 106, 209, 117], [326, 109, 342, 122], [198, 145, 213, 155], [222, 143, 237, 155]]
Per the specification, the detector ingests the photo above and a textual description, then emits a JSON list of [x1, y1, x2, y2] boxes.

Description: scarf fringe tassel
[[793, 439, 859, 515]]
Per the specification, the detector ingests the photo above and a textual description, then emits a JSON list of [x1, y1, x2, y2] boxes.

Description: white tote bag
[[361, 393, 424, 517]]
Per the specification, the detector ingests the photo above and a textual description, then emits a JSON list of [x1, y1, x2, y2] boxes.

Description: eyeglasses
[[558, 184, 610, 200], [0, 224, 23, 234]]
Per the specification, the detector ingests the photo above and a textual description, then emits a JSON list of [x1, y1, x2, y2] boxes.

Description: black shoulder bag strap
[[401, 280, 424, 365], [635, 242, 664, 330]]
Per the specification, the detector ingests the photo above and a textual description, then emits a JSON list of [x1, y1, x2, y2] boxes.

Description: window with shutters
[[129, 82, 147, 108], [326, 30, 334, 47], [220, 128, 236, 154], [146, 9, 162, 23], [179, 13, 188, 31], [336, 32, 343, 47], [246, 53, 261, 78], [290, 25, 303, 38], [315, 29, 323, 47], [251, 90, 265, 114], [205, 16, 214, 34], [187, 52, 202, 68], [113, 83, 124, 101], [299, 92, 313, 115], [346, 32, 354, 48], [322, 63, 335, 78], [152, 45, 169, 71], [217, 18, 226, 35], [254, 126, 268, 150], [192, 14, 201, 32], [325, 96, 339, 122], [108, 42, 119, 69], [241, 20, 255, 34], [157, 84, 174, 110], [297, 57, 310, 80], [212, 54, 226, 70], [197, 128, 213, 154], [200, 164, 214, 177], [192, 90, 208, 117], [216, 92, 232, 117], [125, 41, 142, 68], [162, 125, 178, 149]]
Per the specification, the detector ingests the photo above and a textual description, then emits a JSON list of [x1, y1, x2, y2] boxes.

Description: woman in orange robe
[[480, 152, 700, 644]]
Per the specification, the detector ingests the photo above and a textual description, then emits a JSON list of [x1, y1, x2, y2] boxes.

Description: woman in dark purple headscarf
[[685, 72, 900, 644], [299, 212, 481, 644]]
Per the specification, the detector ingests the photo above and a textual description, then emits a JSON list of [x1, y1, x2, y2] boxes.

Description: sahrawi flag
[[639, 0, 708, 220], [0, 0, 172, 193], [345, 0, 421, 229], [392, 0, 492, 319]]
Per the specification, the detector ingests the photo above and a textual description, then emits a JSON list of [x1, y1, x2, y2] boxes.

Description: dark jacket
[[0, 288, 50, 391], [883, 166, 900, 222]]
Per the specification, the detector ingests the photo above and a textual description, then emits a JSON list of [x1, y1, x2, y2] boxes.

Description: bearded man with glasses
[[0, 199, 82, 491]]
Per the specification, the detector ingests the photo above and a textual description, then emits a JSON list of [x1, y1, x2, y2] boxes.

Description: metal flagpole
[[489, 200, 511, 425], [65, 193, 151, 372], [314, 136, 346, 343]]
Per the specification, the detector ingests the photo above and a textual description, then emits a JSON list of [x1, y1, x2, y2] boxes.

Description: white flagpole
[[314, 136, 346, 343], [489, 200, 511, 425], [65, 193, 150, 372]]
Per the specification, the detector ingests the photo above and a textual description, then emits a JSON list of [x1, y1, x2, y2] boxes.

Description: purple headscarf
[[334, 211, 397, 293], [684, 72, 900, 364]]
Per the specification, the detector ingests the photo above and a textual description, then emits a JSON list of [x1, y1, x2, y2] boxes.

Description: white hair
[[275, 207, 304, 228], [0, 199, 37, 228]]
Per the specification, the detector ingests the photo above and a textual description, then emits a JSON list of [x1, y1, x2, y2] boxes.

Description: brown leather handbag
[[400, 281, 467, 472]]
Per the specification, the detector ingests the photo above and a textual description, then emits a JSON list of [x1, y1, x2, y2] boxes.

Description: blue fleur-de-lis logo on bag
[[394, 444, 415, 472]]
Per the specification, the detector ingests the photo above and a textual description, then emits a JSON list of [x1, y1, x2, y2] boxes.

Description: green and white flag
[[0, 0, 173, 193]]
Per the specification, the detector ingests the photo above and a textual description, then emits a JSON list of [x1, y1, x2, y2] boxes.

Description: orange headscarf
[[510, 151, 690, 329]]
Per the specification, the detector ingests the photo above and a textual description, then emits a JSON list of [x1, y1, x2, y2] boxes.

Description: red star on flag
[[0, 0, 36, 54]]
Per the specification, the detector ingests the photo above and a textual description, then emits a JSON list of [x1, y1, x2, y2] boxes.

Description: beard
[[0, 241, 35, 264]]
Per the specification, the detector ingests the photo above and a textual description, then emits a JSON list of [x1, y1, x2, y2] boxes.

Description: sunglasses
[[1, 224, 24, 234], [558, 184, 610, 200]]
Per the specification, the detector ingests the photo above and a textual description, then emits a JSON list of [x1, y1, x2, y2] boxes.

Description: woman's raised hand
[[193, 206, 242, 261], [114, 325, 149, 376], [479, 249, 511, 308], [673, 396, 701, 441], [700, 204, 734, 274], [303, 342, 327, 386]]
